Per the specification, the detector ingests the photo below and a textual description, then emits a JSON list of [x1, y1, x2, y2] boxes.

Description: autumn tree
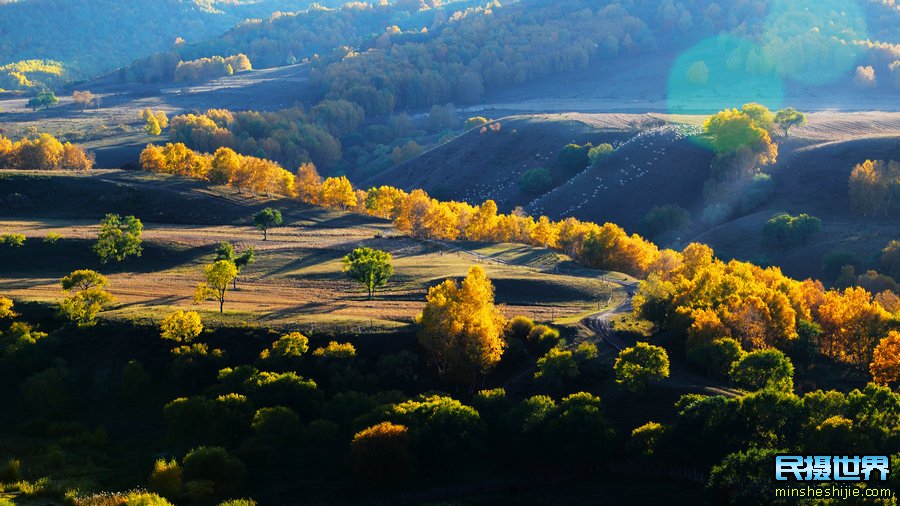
[[160, 310, 204, 344], [59, 269, 113, 326], [72, 90, 97, 110], [417, 265, 507, 385], [320, 176, 357, 210], [818, 287, 890, 367], [614, 342, 670, 393], [145, 115, 162, 136], [94, 214, 143, 263], [870, 331, 900, 387], [195, 260, 238, 313], [849, 160, 899, 218], [0, 296, 16, 319], [253, 208, 282, 241], [295, 163, 323, 204], [342, 247, 394, 299]]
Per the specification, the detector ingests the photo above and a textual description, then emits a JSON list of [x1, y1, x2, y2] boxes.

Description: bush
[[534, 347, 579, 389], [588, 143, 614, 167], [350, 422, 414, 483], [686, 337, 744, 378], [21, 367, 70, 415], [0, 234, 25, 247], [614, 342, 670, 394], [312, 341, 356, 359], [505, 316, 534, 341], [181, 446, 246, 499], [729, 349, 794, 392], [148, 459, 182, 500], [219, 500, 257, 506], [640, 205, 692, 240], [558, 143, 590, 174], [0, 458, 20, 483], [251, 406, 302, 443], [43, 232, 62, 244], [762, 213, 821, 248], [259, 332, 309, 362], [518, 167, 552, 194], [119, 360, 152, 398], [823, 251, 859, 280], [630, 422, 669, 456], [526, 325, 560, 353], [160, 310, 203, 344]]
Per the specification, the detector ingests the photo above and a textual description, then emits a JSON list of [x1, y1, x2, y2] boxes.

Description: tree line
[[0, 133, 93, 171]]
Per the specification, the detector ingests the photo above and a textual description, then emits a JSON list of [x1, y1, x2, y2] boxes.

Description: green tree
[[215, 242, 255, 289], [729, 349, 794, 392], [253, 208, 282, 241], [774, 107, 807, 137], [27, 90, 58, 111], [518, 167, 553, 194], [614, 342, 670, 393], [94, 213, 143, 263], [59, 269, 113, 326], [342, 247, 394, 299], [588, 143, 614, 167], [195, 260, 238, 313]]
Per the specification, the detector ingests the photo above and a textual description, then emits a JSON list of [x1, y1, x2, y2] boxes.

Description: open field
[[0, 170, 626, 330]]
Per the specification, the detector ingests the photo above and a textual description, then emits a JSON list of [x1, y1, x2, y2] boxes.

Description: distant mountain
[[0, 0, 342, 86]]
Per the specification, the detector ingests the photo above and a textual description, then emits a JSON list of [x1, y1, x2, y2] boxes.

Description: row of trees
[[139, 143, 662, 277], [0, 133, 93, 171], [174, 54, 252, 82]]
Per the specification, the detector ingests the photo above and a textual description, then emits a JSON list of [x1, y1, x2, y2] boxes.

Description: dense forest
[[0, 0, 346, 89]]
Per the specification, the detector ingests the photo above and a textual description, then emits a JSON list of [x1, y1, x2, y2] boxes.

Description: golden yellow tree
[[320, 176, 357, 209], [295, 162, 323, 205], [870, 331, 900, 387], [417, 265, 507, 384]]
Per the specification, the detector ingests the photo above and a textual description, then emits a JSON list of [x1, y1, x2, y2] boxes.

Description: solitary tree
[[417, 265, 507, 385], [27, 90, 58, 111], [253, 208, 282, 241], [195, 260, 238, 313], [94, 214, 143, 263], [774, 107, 807, 137], [342, 247, 394, 299], [614, 342, 670, 394], [58, 269, 113, 326], [72, 90, 97, 110], [215, 242, 255, 289]]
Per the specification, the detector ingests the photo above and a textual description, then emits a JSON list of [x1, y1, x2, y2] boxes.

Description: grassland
[[0, 170, 625, 332]]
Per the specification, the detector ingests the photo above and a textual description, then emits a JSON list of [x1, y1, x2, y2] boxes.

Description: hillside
[[377, 111, 900, 280], [0, 0, 338, 86], [0, 170, 625, 329]]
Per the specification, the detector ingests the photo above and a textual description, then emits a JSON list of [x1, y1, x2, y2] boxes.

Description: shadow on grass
[[0, 239, 210, 277]]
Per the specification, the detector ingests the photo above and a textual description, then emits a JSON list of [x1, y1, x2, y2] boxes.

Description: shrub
[[350, 422, 414, 483], [312, 341, 356, 359], [43, 232, 62, 244], [535, 347, 579, 388], [21, 367, 70, 415], [148, 459, 182, 499], [251, 406, 302, 443], [641, 205, 692, 240], [259, 332, 309, 361], [687, 337, 744, 378], [219, 500, 257, 506], [729, 349, 794, 392], [0, 458, 20, 483], [159, 310, 203, 344], [518, 167, 552, 194], [762, 213, 821, 248], [558, 143, 590, 173], [630, 421, 669, 456], [527, 325, 560, 353], [181, 446, 246, 498], [0, 233, 25, 247], [614, 342, 670, 394], [588, 143, 614, 167], [505, 316, 534, 341], [119, 360, 152, 398]]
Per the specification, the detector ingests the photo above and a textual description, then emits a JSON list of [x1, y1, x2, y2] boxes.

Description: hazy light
[[667, 35, 785, 116], [760, 0, 868, 85]]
